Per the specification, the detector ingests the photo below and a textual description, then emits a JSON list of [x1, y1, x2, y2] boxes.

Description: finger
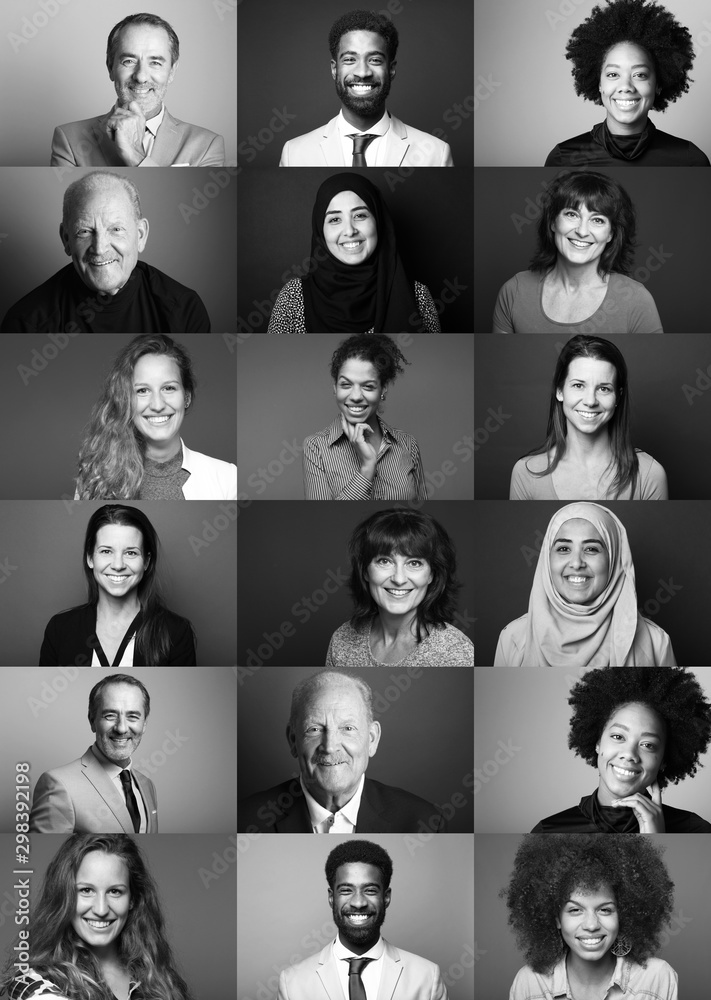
[[128, 100, 144, 117]]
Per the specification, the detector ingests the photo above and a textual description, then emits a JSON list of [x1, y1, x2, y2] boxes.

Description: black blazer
[[238, 776, 447, 834], [38, 603, 196, 666]]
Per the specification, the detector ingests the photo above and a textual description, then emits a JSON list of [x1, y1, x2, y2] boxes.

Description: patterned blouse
[[325, 620, 475, 667], [9, 969, 143, 998], [266, 277, 442, 333]]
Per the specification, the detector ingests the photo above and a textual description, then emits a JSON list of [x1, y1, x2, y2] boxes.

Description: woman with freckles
[[492, 171, 663, 334], [325, 508, 474, 667], [303, 333, 427, 500], [267, 172, 441, 333], [494, 502, 675, 666], [532, 666, 711, 833], [0, 833, 195, 1000], [546, 0, 709, 167], [75, 334, 236, 500], [38, 504, 196, 666], [510, 335, 668, 499], [501, 834, 678, 1000]]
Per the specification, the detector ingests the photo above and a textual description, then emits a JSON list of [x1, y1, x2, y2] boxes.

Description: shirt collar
[[300, 773, 365, 828], [336, 108, 390, 136], [550, 954, 629, 996], [333, 934, 384, 962], [144, 103, 165, 136], [91, 742, 131, 777], [325, 414, 395, 447]]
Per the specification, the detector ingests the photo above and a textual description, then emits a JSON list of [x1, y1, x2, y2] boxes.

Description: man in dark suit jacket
[[30, 674, 158, 833], [238, 670, 445, 833], [51, 13, 224, 167]]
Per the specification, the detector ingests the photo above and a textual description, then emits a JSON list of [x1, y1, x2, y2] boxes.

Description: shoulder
[[499, 614, 528, 640], [279, 946, 329, 984], [330, 620, 366, 646], [651, 128, 711, 164], [364, 777, 441, 818], [160, 608, 193, 636], [2, 265, 73, 328], [512, 454, 549, 479], [8, 969, 68, 998], [390, 115, 451, 153], [635, 450, 667, 487], [282, 117, 337, 147], [44, 604, 93, 631], [412, 281, 441, 332], [660, 802, 711, 833], [382, 939, 443, 976], [627, 956, 678, 987], [276, 278, 303, 300], [633, 615, 674, 663], [425, 623, 474, 663], [137, 261, 202, 302], [635, 615, 671, 644], [240, 777, 301, 814], [498, 270, 538, 296], [508, 963, 553, 998], [607, 273, 657, 307], [54, 115, 103, 134], [163, 111, 222, 143], [181, 443, 236, 476]]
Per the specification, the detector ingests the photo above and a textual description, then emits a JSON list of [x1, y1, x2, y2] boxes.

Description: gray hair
[[289, 670, 374, 730], [106, 13, 180, 70], [63, 171, 143, 229]]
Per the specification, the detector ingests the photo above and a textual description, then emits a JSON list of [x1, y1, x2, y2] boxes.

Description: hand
[[340, 413, 377, 475], [105, 100, 147, 165], [612, 781, 665, 833]]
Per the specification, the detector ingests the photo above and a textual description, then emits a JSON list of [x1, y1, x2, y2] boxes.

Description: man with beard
[[29, 674, 158, 833], [238, 670, 446, 833], [279, 10, 453, 166], [277, 840, 448, 999], [51, 13, 225, 167]]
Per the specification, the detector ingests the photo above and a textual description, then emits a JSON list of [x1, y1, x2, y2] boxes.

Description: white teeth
[[106, 575, 129, 582], [347, 914, 370, 921], [347, 405, 366, 412], [89, 260, 117, 266], [567, 577, 588, 584], [577, 411, 599, 420], [350, 85, 375, 92], [386, 589, 411, 596], [569, 239, 591, 248], [85, 920, 112, 928], [146, 415, 171, 423], [613, 765, 638, 776], [614, 100, 639, 107]]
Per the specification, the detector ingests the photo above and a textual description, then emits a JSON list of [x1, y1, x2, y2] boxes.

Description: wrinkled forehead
[[301, 680, 368, 719], [68, 183, 136, 224]]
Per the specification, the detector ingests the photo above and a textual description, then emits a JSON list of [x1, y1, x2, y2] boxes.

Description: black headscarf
[[302, 172, 421, 333]]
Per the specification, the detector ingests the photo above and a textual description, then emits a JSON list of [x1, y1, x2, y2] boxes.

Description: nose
[[352, 59, 372, 80], [389, 562, 408, 587], [319, 728, 341, 754], [110, 553, 126, 571], [132, 61, 150, 83], [581, 914, 601, 932], [113, 715, 129, 734], [91, 894, 110, 918], [90, 230, 111, 255], [582, 385, 598, 407], [569, 548, 587, 570], [148, 391, 165, 411]]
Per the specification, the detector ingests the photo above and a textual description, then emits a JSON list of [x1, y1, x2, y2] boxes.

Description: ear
[[286, 724, 298, 759], [595, 743, 600, 755], [556, 389, 563, 402], [185, 393, 192, 409], [87, 552, 94, 570], [368, 720, 381, 757], [389, 60, 397, 81], [167, 60, 178, 86], [136, 218, 149, 253], [384, 886, 392, 907], [331, 59, 337, 81], [60, 223, 72, 257], [555, 916, 561, 930]]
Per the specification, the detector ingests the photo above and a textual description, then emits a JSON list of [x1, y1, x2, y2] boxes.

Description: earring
[[611, 935, 631, 957], [380, 394, 386, 401]]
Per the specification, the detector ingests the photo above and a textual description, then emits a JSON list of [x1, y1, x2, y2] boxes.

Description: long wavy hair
[[0, 835, 195, 1000], [347, 508, 462, 642], [83, 505, 178, 666], [521, 335, 639, 499], [75, 335, 196, 500]]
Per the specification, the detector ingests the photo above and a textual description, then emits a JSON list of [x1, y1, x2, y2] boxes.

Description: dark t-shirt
[[1, 260, 210, 332], [532, 790, 711, 833], [545, 120, 710, 167]]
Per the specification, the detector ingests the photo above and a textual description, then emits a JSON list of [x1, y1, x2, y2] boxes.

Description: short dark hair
[[500, 834, 674, 974], [530, 171, 637, 278], [347, 508, 462, 643], [330, 333, 409, 387], [565, 0, 696, 112], [325, 840, 393, 890], [328, 10, 399, 63], [88, 673, 151, 725], [568, 667, 711, 789], [106, 13, 180, 71]]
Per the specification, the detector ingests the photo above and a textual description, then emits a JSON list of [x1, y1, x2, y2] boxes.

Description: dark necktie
[[119, 769, 140, 833], [347, 957, 373, 1000], [349, 133, 377, 166]]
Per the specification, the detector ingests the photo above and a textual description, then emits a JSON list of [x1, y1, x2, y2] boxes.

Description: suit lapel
[[81, 749, 133, 832], [320, 116, 346, 166], [316, 946, 347, 1000], [150, 108, 182, 164], [132, 769, 157, 832], [376, 941, 403, 1000], [354, 779, 391, 833], [382, 115, 409, 168]]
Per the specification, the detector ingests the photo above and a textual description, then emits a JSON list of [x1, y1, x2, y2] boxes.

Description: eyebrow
[[119, 51, 167, 62], [336, 881, 382, 890], [604, 63, 650, 69], [325, 205, 369, 215], [566, 378, 614, 384], [339, 49, 386, 58], [566, 898, 615, 907], [76, 882, 128, 889], [553, 538, 605, 545], [609, 722, 661, 739]]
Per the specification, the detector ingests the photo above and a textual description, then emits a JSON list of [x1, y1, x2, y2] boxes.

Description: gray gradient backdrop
[[0, 0, 236, 164], [237, 666, 473, 833], [474, 666, 711, 833], [473, 500, 711, 667], [237, 168, 474, 333], [475, 834, 711, 998], [1, 666, 236, 832], [237, 500, 475, 667], [0, 500, 236, 666], [474, 333, 711, 499], [237, 334, 473, 500], [0, 334, 236, 500], [238, 0, 473, 168], [0, 168, 236, 333], [474, 0, 711, 165], [474, 167, 711, 334], [237, 833, 474, 1000], [0, 833, 236, 998]]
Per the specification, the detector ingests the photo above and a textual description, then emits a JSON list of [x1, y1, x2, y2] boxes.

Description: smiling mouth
[[565, 576, 591, 585], [613, 99, 640, 108], [568, 238, 592, 249], [384, 588, 413, 597], [87, 259, 118, 267], [105, 574, 130, 583], [578, 936, 605, 947], [144, 415, 172, 424], [345, 913, 373, 923], [575, 410, 600, 420], [339, 241, 365, 251], [611, 764, 640, 778], [84, 919, 116, 929], [348, 84, 377, 94]]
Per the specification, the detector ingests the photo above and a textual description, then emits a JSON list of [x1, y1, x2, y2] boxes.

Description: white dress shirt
[[90, 744, 147, 833], [336, 109, 391, 166], [301, 774, 365, 833], [333, 935, 385, 1000], [142, 104, 165, 159]]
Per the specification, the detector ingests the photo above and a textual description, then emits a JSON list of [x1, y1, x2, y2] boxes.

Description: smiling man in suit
[[30, 674, 158, 833], [279, 9, 453, 167], [278, 839, 448, 999], [51, 13, 225, 167], [238, 670, 445, 833]]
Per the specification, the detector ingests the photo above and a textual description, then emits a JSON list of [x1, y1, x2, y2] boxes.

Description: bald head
[[289, 671, 374, 730], [62, 172, 142, 229]]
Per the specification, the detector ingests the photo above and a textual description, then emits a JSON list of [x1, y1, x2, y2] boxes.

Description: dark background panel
[[237, 666, 473, 832], [474, 167, 711, 333], [237, 500, 474, 666], [237, 168, 474, 332], [474, 333, 711, 499], [0, 334, 236, 500], [0, 500, 236, 666], [472, 500, 711, 666], [237, 333, 474, 500], [238, 0, 473, 167]]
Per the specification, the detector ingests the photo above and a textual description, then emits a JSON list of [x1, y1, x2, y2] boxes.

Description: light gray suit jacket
[[277, 939, 448, 1000], [50, 107, 225, 167], [279, 113, 453, 167], [30, 747, 158, 833]]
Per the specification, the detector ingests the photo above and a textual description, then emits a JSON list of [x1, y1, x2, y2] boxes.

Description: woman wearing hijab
[[545, 0, 709, 166], [494, 502, 675, 666], [531, 667, 711, 833], [267, 172, 441, 333], [510, 335, 668, 499], [303, 333, 427, 500], [492, 171, 663, 334]]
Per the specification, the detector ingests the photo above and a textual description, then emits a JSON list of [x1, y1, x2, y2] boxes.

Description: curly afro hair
[[566, 0, 696, 112], [329, 333, 409, 387], [568, 667, 711, 789], [325, 839, 393, 890], [500, 834, 674, 973], [328, 10, 399, 63]]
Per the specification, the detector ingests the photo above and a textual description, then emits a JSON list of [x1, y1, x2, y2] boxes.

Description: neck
[[341, 104, 385, 132], [90, 942, 122, 966], [338, 930, 379, 956], [563, 424, 612, 462], [304, 778, 359, 813], [144, 435, 181, 463], [605, 111, 648, 137], [567, 949, 615, 988], [551, 258, 605, 290], [96, 590, 140, 619], [374, 608, 418, 643]]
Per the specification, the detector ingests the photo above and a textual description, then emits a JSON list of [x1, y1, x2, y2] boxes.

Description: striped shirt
[[303, 416, 428, 500]]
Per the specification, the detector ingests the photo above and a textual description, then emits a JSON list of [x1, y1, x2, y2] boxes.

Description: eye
[[564, 210, 578, 218], [554, 544, 570, 553], [328, 216, 341, 224], [408, 560, 423, 567], [570, 382, 584, 388], [375, 557, 392, 565], [598, 386, 613, 393]]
